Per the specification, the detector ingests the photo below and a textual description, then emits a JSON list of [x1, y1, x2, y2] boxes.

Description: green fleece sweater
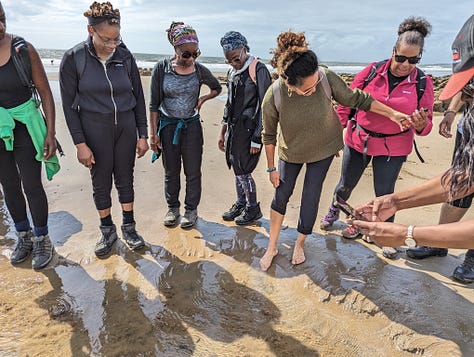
[[262, 67, 374, 164], [0, 98, 60, 180]]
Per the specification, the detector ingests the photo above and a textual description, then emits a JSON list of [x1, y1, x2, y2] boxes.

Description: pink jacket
[[337, 60, 434, 157]]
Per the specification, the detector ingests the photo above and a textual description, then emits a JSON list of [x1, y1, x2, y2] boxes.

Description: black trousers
[[160, 121, 203, 211], [81, 110, 137, 210], [334, 145, 406, 222], [0, 122, 48, 227]]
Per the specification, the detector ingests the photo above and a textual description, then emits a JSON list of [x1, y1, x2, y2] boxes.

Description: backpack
[[350, 60, 427, 163], [71, 41, 132, 81], [272, 67, 333, 113], [10, 35, 64, 156], [349, 59, 426, 119]]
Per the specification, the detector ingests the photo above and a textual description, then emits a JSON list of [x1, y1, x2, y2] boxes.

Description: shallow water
[[0, 210, 472, 356]]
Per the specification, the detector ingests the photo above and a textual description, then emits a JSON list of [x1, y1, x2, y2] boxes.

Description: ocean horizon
[[39, 48, 453, 77]]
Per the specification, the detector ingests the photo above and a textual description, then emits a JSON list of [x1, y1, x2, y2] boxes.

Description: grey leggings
[[271, 156, 334, 235], [334, 145, 406, 222]]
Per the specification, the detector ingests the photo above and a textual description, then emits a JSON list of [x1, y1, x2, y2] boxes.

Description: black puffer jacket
[[60, 37, 147, 145]]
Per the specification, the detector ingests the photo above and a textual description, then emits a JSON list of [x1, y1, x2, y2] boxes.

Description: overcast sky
[[2, 0, 472, 64]]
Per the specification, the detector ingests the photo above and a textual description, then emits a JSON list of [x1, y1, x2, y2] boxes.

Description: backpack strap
[[10, 35, 34, 93], [248, 58, 259, 85], [415, 68, 426, 105]]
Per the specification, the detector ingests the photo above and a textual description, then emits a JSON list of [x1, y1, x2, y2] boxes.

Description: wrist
[[266, 167, 277, 173], [443, 109, 456, 116]]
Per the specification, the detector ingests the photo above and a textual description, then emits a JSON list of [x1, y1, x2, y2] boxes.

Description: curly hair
[[395, 16, 432, 53], [442, 105, 474, 200], [84, 1, 120, 26], [270, 30, 318, 86]]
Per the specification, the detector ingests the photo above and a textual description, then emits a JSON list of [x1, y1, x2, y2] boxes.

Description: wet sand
[[0, 75, 473, 356]]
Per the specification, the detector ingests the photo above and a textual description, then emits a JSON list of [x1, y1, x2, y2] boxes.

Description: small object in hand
[[151, 148, 162, 163]]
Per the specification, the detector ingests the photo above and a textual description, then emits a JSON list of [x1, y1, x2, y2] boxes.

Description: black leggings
[[334, 145, 406, 222], [0, 122, 48, 227], [81, 111, 137, 210], [271, 156, 334, 235]]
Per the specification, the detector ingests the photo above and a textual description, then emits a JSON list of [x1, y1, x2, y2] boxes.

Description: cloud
[[2, 0, 472, 63]]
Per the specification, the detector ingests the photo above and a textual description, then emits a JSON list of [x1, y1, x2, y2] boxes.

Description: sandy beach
[[0, 73, 473, 356]]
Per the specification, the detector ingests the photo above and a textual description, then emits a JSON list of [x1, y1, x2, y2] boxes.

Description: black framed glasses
[[179, 49, 201, 59], [394, 53, 421, 64], [94, 30, 122, 47]]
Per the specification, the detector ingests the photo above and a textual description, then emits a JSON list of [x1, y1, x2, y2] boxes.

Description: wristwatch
[[404, 225, 417, 248]]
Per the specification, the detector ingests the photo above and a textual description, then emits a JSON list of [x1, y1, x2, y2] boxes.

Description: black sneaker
[[121, 223, 145, 250], [222, 202, 245, 221], [452, 250, 474, 284], [235, 203, 263, 225], [180, 209, 198, 228], [11, 230, 34, 264], [406, 246, 448, 259], [95, 225, 118, 256], [31, 235, 54, 270]]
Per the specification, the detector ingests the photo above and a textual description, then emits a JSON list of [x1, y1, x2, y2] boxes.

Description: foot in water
[[292, 242, 306, 266], [260, 249, 278, 271]]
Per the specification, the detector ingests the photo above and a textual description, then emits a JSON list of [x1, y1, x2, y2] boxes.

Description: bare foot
[[292, 243, 306, 265], [260, 249, 278, 271]]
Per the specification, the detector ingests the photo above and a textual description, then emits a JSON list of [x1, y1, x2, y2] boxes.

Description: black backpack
[[11, 35, 64, 156]]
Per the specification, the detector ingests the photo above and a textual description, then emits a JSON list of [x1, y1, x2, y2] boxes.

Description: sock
[[34, 225, 48, 237], [122, 210, 135, 225], [100, 214, 113, 227], [14, 219, 31, 233]]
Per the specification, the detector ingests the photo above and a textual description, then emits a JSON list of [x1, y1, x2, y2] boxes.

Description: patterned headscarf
[[220, 31, 249, 52], [167, 21, 199, 47]]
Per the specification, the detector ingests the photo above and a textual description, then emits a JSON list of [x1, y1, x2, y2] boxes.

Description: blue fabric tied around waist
[[158, 112, 201, 145]]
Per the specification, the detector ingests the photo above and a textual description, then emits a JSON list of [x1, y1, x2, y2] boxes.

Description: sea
[[38, 48, 453, 77]]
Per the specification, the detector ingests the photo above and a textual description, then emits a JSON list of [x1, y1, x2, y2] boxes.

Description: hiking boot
[[180, 209, 198, 228], [10, 230, 34, 264], [406, 246, 448, 259], [222, 202, 245, 221], [94, 225, 118, 256], [342, 225, 361, 239], [164, 208, 180, 226], [235, 203, 263, 225], [452, 250, 474, 284], [121, 223, 145, 250], [31, 235, 54, 270], [320, 205, 340, 230]]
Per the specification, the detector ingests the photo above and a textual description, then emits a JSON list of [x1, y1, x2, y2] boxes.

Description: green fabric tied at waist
[[158, 112, 201, 145], [0, 98, 60, 180]]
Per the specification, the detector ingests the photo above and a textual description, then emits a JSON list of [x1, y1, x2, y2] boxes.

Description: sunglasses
[[394, 53, 421, 64], [179, 49, 201, 59]]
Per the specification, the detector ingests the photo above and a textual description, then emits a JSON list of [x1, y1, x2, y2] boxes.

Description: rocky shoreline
[[138, 68, 452, 113]]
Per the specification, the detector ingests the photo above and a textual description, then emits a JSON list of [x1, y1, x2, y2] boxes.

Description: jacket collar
[[382, 58, 419, 83]]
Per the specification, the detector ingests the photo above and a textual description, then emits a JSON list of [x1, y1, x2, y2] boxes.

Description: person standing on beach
[[0, 1, 59, 269], [60, 1, 148, 256], [260, 30, 411, 271], [320, 17, 434, 259], [149, 21, 221, 229], [218, 31, 271, 225]]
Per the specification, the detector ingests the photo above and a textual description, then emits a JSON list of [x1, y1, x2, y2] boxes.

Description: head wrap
[[84, 2, 120, 26], [220, 31, 249, 52], [167, 21, 199, 47]]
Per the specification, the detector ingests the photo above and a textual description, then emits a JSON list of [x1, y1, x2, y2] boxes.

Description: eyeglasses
[[179, 49, 201, 59], [394, 53, 421, 64], [94, 30, 122, 47], [225, 48, 244, 65], [287, 73, 320, 97]]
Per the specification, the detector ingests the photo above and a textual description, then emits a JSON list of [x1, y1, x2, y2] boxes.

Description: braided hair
[[84, 1, 120, 26]]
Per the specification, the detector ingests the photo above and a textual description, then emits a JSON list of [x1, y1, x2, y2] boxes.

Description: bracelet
[[266, 167, 277, 173], [443, 110, 456, 116]]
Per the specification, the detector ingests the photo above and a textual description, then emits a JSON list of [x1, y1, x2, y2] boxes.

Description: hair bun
[[398, 16, 432, 38]]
